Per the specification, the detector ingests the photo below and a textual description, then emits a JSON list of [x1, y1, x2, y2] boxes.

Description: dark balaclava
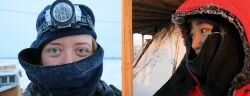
[[184, 15, 244, 95], [18, 1, 104, 96]]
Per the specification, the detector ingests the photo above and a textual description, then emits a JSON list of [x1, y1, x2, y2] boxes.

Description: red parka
[[175, 0, 250, 96], [154, 0, 250, 96]]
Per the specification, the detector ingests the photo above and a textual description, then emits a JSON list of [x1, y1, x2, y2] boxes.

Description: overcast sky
[[0, 0, 121, 58]]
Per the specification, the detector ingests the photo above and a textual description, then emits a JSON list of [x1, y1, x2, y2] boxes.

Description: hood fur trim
[[172, 5, 250, 90]]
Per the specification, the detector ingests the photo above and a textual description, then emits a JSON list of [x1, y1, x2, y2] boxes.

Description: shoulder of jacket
[[234, 83, 250, 96], [23, 83, 34, 96], [93, 80, 121, 96], [23, 83, 44, 96]]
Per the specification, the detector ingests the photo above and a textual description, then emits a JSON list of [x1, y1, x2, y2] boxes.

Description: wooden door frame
[[122, 0, 133, 95]]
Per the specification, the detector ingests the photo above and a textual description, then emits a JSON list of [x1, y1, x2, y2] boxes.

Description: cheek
[[201, 34, 210, 43], [41, 53, 61, 66], [74, 57, 83, 62], [74, 55, 89, 62], [41, 54, 52, 66]]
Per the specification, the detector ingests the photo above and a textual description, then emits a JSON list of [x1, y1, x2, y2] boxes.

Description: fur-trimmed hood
[[172, 0, 250, 90]]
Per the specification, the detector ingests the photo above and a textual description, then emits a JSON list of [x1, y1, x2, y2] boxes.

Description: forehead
[[190, 20, 215, 28], [189, 18, 216, 24], [49, 34, 93, 44]]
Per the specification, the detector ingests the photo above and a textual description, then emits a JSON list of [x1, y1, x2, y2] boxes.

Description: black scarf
[[154, 28, 244, 95], [19, 44, 104, 96]]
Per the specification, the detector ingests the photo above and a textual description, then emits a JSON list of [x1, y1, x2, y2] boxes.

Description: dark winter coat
[[23, 80, 121, 96]]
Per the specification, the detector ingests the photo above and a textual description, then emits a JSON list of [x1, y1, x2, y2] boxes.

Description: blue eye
[[78, 48, 86, 53], [77, 48, 87, 54], [48, 48, 61, 56], [76, 48, 91, 57]]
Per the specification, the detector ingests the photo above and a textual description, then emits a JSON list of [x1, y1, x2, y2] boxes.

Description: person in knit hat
[[18, 0, 121, 96]]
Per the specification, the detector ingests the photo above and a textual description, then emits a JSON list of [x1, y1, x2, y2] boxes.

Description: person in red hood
[[154, 0, 250, 96]]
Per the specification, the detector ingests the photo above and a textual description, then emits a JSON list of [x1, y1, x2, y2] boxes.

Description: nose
[[62, 51, 75, 64], [191, 33, 202, 53]]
